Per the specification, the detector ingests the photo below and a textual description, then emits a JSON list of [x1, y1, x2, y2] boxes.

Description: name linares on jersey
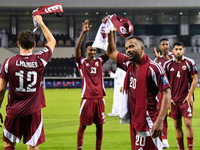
[[16, 60, 38, 68]]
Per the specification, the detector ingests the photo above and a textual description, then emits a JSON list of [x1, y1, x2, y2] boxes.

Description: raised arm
[[75, 20, 92, 58], [101, 15, 118, 63], [34, 15, 56, 53], [154, 47, 161, 63]]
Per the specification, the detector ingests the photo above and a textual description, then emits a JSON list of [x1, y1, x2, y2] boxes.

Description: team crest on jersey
[[182, 65, 187, 70], [95, 62, 99, 66], [161, 76, 169, 85]]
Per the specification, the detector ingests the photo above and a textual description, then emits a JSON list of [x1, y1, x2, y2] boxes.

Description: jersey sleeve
[[190, 61, 198, 76], [98, 53, 109, 65], [0, 58, 10, 81], [117, 52, 129, 72], [75, 55, 84, 68], [150, 62, 171, 93], [35, 45, 52, 66]]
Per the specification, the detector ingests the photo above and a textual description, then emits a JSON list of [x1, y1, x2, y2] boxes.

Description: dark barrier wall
[[43, 77, 114, 89]]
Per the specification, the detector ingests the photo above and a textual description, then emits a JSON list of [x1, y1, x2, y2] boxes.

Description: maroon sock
[[187, 137, 193, 150], [77, 126, 86, 150], [177, 137, 184, 150], [5, 146, 15, 150], [96, 125, 103, 150]]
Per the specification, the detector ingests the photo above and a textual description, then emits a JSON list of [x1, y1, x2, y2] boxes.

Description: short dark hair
[[159, 38, 169, 44], [173, 41, 184, 48], [85, 41, 93, 49], [18, 30, 35, 49], [127, 36, 144, 45]]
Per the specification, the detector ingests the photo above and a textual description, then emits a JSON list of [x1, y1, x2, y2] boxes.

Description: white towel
[[92, 18, 114, 51], [120, 92, 130, 124]]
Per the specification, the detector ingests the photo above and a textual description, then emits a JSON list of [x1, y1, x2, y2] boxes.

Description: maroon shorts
[[169, 102, 193, 119], [3, 110, 45, 146], [79, 98, 105, 126], [130, 123, 163, 150]]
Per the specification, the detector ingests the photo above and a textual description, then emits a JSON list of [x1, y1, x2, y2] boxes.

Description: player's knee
[[174, 121, 182, 130], [185, 120, 192, 129], [4, 141, 15, 147]]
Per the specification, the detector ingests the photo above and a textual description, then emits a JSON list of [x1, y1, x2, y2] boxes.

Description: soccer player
[[108, 67, 126, 117], [164, 42, 198, 150], [103, 15, 171, 150], [154, 38, 173, 148], [75, 19, 109, 150], [0, 15, 56, 150]]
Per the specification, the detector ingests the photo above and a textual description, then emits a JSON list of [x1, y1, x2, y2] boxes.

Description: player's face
[[159, 40, 170, 54], [125, 38, 142, 62], [85, 46, 96, 60], [173, 45, 185, 61]]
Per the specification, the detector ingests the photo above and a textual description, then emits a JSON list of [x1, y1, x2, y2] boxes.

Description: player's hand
[[0, 112, 3, 128], [82, 20, 92, 33], [151, 118, 163, 138], [109, 71, 113, 75], [154, 47, 161, 59], [170, 99, 176, 110], [171, 99, 176, 105], [183, 95, 193, 108], [34, 15, 43, 25], [102, 15, 110, 23]]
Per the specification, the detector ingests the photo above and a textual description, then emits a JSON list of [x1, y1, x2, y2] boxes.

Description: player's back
[[1, 46, 52, 118]]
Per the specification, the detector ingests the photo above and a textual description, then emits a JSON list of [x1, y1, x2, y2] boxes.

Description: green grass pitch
[[0, 87, 200, 150]]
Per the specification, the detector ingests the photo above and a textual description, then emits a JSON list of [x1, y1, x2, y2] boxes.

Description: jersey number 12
[[15, 70, 37, 92]]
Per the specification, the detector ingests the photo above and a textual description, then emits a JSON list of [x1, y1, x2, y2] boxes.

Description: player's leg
[[78, 99, 94, 150], [4, 141, 16, 150], [21, 110, 45, 149], [94, 98, 105, 150], [174, 118, 184, 149], [95, 124, 103, 150], [3, 116, 21, 150], [184, 117, 194, 150], [27, 145, 39, 150], [181, 102, 194, 150], [77, 125, 87, 150]]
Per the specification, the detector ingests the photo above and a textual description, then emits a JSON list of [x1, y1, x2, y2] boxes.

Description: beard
[[128, 52, 140, 62], [175, 54, 183, 61]]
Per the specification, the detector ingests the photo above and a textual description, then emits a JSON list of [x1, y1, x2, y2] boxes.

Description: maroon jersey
[[0, 46, 52, 118], [117, 52, 170, 125], [154, 52, 173, 67], [75, 54, 109, 99], [164, 56, 198, 103]]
